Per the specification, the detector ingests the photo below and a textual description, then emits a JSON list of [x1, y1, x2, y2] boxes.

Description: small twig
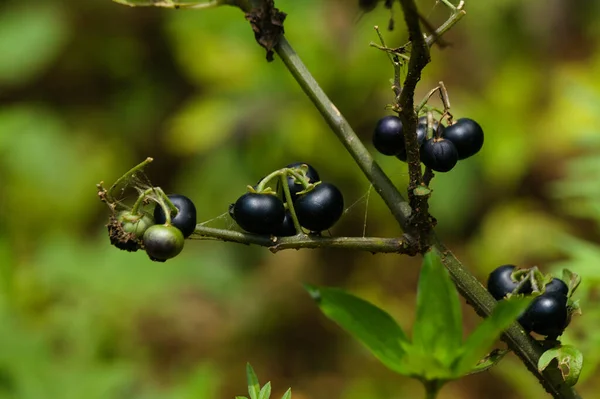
[[190, 226, 417, 254], [425, 1, 466, 47]]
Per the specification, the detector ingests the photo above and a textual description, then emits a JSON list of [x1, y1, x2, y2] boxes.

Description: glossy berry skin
[[518, 293, 569, 337], [487, 265, 533, 300], [143, 224, 185, 261], [396, 119, 435, 162], [154, 194, 197, 238], [442, 118, 484, 160], [373, 116, 404, 156], [295, 183, 344, 232], [544, 278, 569, 298], [273, 211, 296, 237], [286, 162, 320, 200], [233, 193, 285, 235], [420, 138, 459, 172]]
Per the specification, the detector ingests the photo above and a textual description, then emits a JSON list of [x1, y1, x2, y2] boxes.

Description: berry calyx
[[143, 224, 185, 262], [372, 116, 404, 156], [442, 118, 484, 160], [285, 162, 320, 200], [518, 293, 569, 337], [487, 265, 533, 300], [233, 193, 285, 235], [420, 138, 458, 172], [153, 194, 197, 238], [295, 182, 344, 232]]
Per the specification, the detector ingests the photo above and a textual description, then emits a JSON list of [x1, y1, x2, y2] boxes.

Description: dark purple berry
[[518, 294, 569, 337], [420, 138, 458, 172], [487, 265, 532, 300], [442, 118, 484, 160], [373, 116, 404, 156]]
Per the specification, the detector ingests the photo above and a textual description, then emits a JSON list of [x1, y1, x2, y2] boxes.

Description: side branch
[[275, 37, 413, 232], [190, 226, 417, 254]]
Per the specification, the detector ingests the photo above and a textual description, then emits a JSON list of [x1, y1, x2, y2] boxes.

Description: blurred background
[[1, 0, 599, 398]]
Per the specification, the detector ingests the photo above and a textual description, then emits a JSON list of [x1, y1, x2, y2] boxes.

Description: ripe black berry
[[154, 194, 197, 238], [273, 210, 296, 237], [295, 183, 344, 232], [518, 293, 569, 337], [544, 278, 569, 298], [233, 193, 285, 235], [487, 265, 532, 300], [442, 118, 484, 160], [143, 224, 185, 261], [286, 162, 320, 200], [420, 138, 458, 172], [372, 116, 404, 156]]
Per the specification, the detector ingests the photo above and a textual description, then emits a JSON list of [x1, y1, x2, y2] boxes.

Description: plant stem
[[107, 157, 153, 202], [275, 36, 414, 234], [280, 173, 304, 235], [273, 23, 582, 399], [190, 226, 414, 254], [425, 2, 467, 47]]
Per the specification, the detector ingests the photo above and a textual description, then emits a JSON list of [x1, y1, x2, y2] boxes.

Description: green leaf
[[280, 388, 292, 399], [453, 296, 532, 376], [258, 382, 271, 399], [465, 349, 508, 375], [236, 397, 249, 399], [538, 345, 583, 387], [412, 249, 463, 367], [246, 363, 260, 399], [305, 284, 409, 373]]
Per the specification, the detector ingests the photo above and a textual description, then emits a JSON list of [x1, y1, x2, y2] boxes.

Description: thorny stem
[[190, 226, 414, 254]]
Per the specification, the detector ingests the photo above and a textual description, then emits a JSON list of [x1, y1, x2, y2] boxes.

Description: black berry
[[273, 210, 296, 237], [233, 193, 285, 235], [295, 183, 344, 232], [518, 293, 569, 337], [420, 138, 459, 172], [154, 194, 197, 238], [442, 118, 484, 160], [544, 278, 569, 298], [487, 265, 532, 300], [143, 224, 185, 261], [372, 116, 404, 156]]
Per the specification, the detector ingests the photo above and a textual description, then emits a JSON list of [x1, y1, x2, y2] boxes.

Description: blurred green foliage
[[0, 0, 599, 398]]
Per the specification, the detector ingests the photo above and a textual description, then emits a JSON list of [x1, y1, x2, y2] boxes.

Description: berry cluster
[[487, 265, 575, 338], [372, 115, 484, 172], [230, 163, 344, 235], [112, 194, 197, 262]]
